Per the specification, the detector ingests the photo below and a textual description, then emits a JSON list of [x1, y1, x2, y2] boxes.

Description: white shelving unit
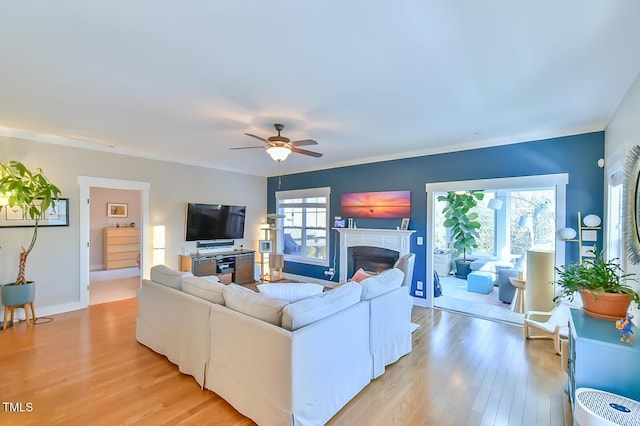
[[258, 213, 285, 282], [564, 211, 601, 264]]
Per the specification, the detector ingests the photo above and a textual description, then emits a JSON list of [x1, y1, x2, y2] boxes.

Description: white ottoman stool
[[467, 271, 494, 294], [575, 387, 640, 426]]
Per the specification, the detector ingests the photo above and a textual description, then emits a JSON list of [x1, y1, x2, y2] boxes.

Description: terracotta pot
[[579, 289, 632, 320]]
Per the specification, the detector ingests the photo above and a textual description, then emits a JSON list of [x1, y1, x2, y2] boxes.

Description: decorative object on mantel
[[341, 190, 411, 218], [624, 144, 640, 264], [553, 247, 639, 320], [0, 160, 62, 329], [400, 218, 409, 230]]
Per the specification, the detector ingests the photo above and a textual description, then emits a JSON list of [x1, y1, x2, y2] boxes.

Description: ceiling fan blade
[[292, 147, 323, 158], [244, 133, 269, 143], [291, 139, 318, 147], [230, 146, 266, 150]]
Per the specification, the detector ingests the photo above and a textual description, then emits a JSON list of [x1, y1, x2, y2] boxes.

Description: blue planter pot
[[1, 281, 35, 307]]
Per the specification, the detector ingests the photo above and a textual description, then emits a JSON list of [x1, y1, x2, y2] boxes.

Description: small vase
[[579, 290, 631, 320]]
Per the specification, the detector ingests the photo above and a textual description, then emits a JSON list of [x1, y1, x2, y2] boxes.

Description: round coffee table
[[508, 277, 526, 313]]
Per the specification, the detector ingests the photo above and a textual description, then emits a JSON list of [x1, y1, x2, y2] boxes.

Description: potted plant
[[0, 161, 61, 324], [553, 247, 639, 320], [437, 190, 484, 278]]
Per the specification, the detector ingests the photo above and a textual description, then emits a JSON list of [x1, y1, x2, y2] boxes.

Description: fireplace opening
[[348, 246, 399, 278]]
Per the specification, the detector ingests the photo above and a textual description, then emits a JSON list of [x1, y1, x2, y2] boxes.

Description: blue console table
[[568, 308, 640, 404]]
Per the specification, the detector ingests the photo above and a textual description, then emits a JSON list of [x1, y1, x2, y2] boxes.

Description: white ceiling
[[1, 1, 640, 177]]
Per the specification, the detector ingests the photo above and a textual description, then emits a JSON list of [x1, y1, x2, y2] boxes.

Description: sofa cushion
[[350, 268, 373, 283], [223, 284, 288, 325], [281, 282, 363, 331], [150, 265, 193, 289], [181, 275, 225, 304], [257, 283, 324, 303], [359, 268, 404, 300]]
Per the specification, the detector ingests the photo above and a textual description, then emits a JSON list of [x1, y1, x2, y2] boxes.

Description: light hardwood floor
[[0, 298, 572, 425]]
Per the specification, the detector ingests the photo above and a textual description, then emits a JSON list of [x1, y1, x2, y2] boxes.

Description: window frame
[[275, 187, 330, 267]]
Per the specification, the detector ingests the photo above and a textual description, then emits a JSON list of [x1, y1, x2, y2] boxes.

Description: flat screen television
[[185, 203, 246, 241]]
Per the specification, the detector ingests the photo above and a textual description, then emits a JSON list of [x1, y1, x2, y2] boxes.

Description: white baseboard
[[4, 301, 86, 321], [90, 268, 140, 281], [412, 296, 428, 307]]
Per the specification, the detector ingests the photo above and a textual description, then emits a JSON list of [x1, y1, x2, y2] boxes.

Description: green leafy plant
[[437, 190, 484, 261], [0, 161, 61, 285], [553, 247, 639, 306]]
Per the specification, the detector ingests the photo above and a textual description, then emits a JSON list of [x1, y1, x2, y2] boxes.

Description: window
[[433, 187, 555, 259], [434, 191, 496, 256], [607, 169, 624, 263], [276, 187, 330, 266]]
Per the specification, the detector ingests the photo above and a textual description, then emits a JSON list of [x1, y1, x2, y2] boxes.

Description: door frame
[[78, 176, 150, 308], [425, 173, 569, 308]]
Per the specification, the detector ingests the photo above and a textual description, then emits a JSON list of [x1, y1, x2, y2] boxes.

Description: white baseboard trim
[[5, 301, 86, 321], [412, 296, 428, 307], [280, 272, 339, 288], [90, 268, 141, 281]]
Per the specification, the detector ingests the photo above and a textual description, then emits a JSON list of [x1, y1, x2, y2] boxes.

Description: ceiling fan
[[231, 123, 323, 162]]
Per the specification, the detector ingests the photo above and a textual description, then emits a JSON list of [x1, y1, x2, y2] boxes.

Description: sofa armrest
[[369, 286, 413, 377], [136, 279, 211, 387]]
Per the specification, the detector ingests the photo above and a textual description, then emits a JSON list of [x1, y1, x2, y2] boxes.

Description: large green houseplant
[[553, 248, 639, 319], [437, 190, 484, 278], [0, 161, 61, 320]]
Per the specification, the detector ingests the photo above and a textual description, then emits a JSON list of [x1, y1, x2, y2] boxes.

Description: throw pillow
[[150, 265, 193, 289], [257, 283, 324, 303], [359, 268, 404, 300], [200, 275, 220, 283], [281, 282, 363, 331], [350, 268, 373, 283], [223, 284, 288, 325], [181, 276, 225, 304]]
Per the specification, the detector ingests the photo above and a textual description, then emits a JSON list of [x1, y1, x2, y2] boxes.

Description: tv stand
[[179, 249, 255, 285]]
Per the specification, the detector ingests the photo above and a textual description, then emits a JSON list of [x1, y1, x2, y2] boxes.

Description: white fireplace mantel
[[335, 227, 415, 282]]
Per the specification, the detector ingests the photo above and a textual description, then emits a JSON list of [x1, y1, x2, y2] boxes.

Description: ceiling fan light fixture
[[266, 145, 291, 162]]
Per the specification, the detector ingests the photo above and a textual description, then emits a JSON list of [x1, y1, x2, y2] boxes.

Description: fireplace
[[336, 228, 415, 282], [348, 246, 399, 277]]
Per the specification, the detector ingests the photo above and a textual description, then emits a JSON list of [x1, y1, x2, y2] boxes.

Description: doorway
[[434, 188, 557, 324], [78, 177, 150, 308], [89, 187, 142, 305], [425, 174, 569, 323]]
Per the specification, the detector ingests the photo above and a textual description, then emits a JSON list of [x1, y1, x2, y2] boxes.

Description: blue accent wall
[[267, 132, 605, 297]]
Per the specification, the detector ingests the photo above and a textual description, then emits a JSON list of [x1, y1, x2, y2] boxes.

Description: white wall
[[0, 137, 266, 315], [605, 70, 640, 320]]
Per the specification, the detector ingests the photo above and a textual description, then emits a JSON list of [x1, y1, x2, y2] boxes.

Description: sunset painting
[[341, 190, 411, 218]]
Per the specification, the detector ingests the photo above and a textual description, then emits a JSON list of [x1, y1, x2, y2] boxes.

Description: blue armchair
[[497, 268, 519, 303]]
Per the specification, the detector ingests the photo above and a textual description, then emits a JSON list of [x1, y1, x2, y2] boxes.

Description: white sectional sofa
[[136, 265, 413, 426]]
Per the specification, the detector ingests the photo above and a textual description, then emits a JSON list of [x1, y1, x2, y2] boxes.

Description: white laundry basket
[[574, 388, 640, 426]]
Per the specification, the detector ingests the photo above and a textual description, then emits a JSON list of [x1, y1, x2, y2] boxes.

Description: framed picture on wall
[[0, 198, 69, 228], [107, 203, 128, 218], [259, 240, 273, 253]]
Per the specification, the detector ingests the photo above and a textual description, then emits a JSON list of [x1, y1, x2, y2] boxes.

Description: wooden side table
[[508, 277, 526, 313]]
